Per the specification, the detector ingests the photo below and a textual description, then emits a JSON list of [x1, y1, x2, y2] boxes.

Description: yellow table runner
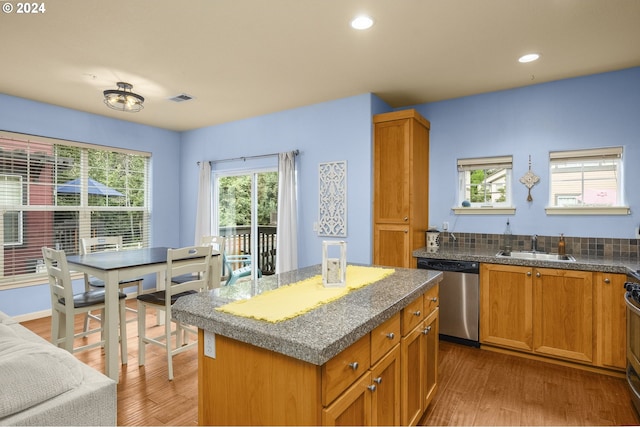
[[215, 265, 395, 323]]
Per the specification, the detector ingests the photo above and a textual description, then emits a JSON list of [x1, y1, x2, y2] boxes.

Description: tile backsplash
[[437, 231, 639, 260]]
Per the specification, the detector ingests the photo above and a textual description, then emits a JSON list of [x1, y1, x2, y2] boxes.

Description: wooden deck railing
[[219, 226, 277, 275]]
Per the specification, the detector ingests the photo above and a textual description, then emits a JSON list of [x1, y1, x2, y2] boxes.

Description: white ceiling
[[1, 0, 639, 132]]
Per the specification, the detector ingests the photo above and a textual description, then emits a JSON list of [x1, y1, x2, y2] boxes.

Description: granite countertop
[[413, 247, 640, 280], [172, 264, 442, 365]]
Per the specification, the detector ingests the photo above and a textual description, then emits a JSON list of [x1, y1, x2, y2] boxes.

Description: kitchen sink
[[495, 250, 576, 262]]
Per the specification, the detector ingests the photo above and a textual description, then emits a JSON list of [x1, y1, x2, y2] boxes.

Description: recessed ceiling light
[[351, 15, 374, 30], [518, 53, 540, 63]]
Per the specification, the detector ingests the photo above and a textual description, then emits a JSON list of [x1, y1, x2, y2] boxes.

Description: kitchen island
[[173, 264, 442, 426]]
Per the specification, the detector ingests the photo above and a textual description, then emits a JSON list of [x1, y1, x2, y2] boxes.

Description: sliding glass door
[[214, 168, 278, 280]]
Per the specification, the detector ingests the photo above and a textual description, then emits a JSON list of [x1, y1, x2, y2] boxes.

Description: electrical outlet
[[442, 222, 449, 231], [204, 330, 216, 358]]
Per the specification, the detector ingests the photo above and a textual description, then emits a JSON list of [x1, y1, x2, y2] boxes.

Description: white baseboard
[[13, 309, 52, 323], [11, 293, 140, 323]]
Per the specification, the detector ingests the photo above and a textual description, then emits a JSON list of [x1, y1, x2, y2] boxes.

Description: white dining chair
[[80, 236, 144, 332], [137, 245, 212, 380], [41, 246, 128, 363]]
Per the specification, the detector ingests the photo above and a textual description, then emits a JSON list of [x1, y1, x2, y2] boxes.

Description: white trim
[[545, 206, 630, 215], [452, 207, 516, 215], [11, 308, 52, 322], [0, 130, 151, 157]]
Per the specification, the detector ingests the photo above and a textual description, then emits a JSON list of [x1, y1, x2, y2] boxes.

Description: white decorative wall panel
[[318, 161, 347, 237]]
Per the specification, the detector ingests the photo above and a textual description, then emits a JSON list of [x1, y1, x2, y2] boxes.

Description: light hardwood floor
[[422, 341, 640, 426], [22, 300, 199, 426], [21, 302, 640, 426]]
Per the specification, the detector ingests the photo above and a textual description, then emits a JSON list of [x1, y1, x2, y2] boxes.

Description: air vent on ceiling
[[168, 93, 195, 103]]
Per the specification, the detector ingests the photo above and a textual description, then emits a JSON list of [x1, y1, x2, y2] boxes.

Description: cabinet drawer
[[402, 295, 424, 336], [423, 284, 439, 315], [322, 333, 371, 406], [371, 312, 401, 364]]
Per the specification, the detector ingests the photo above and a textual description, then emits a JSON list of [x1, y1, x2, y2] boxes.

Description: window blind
[[0, 131, 151, 287], [457, 155, 513, 171], [550, 147, 622, 161]]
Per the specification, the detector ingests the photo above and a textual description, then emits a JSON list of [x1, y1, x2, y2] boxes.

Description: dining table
[[66, 246, 172, 382]]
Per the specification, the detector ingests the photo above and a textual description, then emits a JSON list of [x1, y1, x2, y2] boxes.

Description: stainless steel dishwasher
[[417, 258, 480, 347]]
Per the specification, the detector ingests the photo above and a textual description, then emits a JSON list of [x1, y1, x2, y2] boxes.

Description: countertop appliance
[[417, 258, 479, 347], [624, 282, 640, 416]]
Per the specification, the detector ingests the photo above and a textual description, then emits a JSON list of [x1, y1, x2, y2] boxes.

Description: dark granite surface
[[172, 264, 442, 365], [413, 247, 640, 280]]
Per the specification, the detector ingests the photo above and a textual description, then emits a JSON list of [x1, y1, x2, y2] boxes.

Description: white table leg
[[155, 269, 166, 325], [103, 270, 120, 382]]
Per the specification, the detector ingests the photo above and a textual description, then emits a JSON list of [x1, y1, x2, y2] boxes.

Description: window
[[0, 131, 151, 287], [454, 156, 514, 214], [214, 168, 279, 277], [1, 175, 23, 245], [547, 147, 628, 215]]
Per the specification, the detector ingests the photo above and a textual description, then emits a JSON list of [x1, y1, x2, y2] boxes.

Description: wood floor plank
[[421, 341, 640, 427], [20, 307, 640, 426]]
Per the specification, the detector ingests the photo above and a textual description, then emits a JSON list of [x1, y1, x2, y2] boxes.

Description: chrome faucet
[[531, 234, 538, 252]]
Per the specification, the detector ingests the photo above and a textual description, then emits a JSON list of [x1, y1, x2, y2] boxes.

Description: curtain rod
[[198, 149, 299, 166]]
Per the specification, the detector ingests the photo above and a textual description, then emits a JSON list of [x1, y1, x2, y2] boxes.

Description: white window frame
[[1, 174, 23, 246], [546, 146, 629, 215], [453, 155, 515, 215]]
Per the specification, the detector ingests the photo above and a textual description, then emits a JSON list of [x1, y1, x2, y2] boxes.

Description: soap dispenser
[[558, 233, 566, 255], [503, 220, 513, 255]]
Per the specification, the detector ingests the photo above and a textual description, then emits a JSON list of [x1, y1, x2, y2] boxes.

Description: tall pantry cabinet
[[373, 109, 430, 268]]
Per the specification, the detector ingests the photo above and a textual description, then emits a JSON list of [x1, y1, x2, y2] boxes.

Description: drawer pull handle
[[604, 278, 611, 284], [536, 272, 541, 278], [430, 297, 438, 302], [386, 332, 395, 340], [527, 271, 532, 276], [423, 325, 432, 335], [368, 384, 377, 392], [413, 310, 421, 317], [373, 377, 382, 384], [349, 362, 359, 370], [403, 217, 408, 222]]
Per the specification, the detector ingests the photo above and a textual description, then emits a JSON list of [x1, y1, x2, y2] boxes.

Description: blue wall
[[414, 67, 640, 238], [180, 93, 380, 268], [0, 94, 182, 316], [1, 67, 639, 317]]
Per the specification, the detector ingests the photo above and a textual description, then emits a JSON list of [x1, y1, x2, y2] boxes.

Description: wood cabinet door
[[422, 309, 439, 409], [400, 323, 424, 426], [595, 272, 627, 369], [533, 268, 593, 363], [323, 373, 372, 426], [374, 224, 410, 268], [374, 119, 410, 224], [371, 345, 401, 426], [480, 264, 533, 351]]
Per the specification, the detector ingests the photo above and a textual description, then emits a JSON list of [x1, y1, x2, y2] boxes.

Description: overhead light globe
[[103, 82, 144, 112], [351, 15, 374, 30], [518, 53, 540, 63]]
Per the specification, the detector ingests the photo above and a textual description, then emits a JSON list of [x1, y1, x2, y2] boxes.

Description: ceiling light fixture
[[351, 15, 374, 30], [518, 53, 540, 63], [103, 82, 144, 112]]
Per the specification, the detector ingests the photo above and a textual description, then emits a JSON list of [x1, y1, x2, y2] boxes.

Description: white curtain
[[276, 151, 298, 273], [194, 161, 212, 245]]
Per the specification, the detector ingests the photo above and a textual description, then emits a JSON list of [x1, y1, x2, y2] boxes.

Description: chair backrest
[[41, 247, 74, 309], [199, 235, 225, 254], [80, 236, 123, 255], [166, 245, 212, 303], [199, 236, 225, 289]]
